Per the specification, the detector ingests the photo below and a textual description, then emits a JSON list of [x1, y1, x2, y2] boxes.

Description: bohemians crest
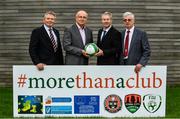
[[104, 94, 122, 113]]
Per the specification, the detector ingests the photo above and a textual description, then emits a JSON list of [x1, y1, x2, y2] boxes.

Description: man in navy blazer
[[120, 12, 151, 73], [29, 11, 64, 70], [63, 10, 93, 65], [96, 12, 122, 65]]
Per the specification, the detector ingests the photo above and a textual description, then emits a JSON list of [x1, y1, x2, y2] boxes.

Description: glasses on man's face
[[123, 19, 132, 22]]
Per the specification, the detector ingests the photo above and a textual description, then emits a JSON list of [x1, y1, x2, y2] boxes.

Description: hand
[[82, 50, 89, 58], [134, 64, 143, 73], [95, 49, 104, 57], [36, 63, 46, 71]]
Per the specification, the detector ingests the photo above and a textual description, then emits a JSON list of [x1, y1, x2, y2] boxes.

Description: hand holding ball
[[84, 43, 99, 56]]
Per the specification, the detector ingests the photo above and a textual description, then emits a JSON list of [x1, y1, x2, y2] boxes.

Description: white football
[[84, 43, 99, 56]]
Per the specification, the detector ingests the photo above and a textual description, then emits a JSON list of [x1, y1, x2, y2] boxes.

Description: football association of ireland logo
[[124, 94, 141, 113], [104, 94, 122, 113], [143, 94, 162, 113]]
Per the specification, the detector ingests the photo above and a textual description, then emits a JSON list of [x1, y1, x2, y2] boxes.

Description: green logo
[[143, 94, 162, 113], [125, 94, 141, 113]]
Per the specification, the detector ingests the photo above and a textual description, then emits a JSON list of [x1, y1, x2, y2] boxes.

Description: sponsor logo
[[45, 106, 72, 114], [45, 96, 72, 104], [125, 94, 141, 113], [104, 94, 122, 113], [143, 94, 162, 113], [18, 95, 43, 114], [74, 95, 99, 114]]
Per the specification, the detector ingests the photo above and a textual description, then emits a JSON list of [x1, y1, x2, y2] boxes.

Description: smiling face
[[101, 14, 112, 29], [43, 14, 56, 28], [75, 10, 88, 28], [123, 15, 135, 30]]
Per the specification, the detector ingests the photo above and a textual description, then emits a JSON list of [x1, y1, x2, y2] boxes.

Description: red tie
[[124, 30, 130, 57]]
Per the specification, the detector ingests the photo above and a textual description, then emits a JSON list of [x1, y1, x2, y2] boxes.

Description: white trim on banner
[[13, 65, 167, 117]]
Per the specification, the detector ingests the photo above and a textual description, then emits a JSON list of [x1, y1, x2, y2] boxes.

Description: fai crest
[[124, 94, 141, 113], [104, 94, 122, 113], [143, 94, 162, 113]]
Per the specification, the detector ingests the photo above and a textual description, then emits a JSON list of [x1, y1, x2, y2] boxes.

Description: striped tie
[[49, 28, 57, 52]]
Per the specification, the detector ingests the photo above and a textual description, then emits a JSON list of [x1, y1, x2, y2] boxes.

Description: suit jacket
[[120, 27, 151, 66], [63, 24, 93, 65], [29, 25, 64, 65], [97, 26, 122, 65]]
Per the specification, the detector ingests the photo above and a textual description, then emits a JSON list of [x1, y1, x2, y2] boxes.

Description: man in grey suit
[[120, 12, 151, 73], [63, 10, 93, 65]]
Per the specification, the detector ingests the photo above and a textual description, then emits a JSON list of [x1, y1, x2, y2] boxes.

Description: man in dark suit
[[120, 12, 151, 73], [29, 11, 64, 70], [95, 12, 122, 65], [63, 10, 93, 65]]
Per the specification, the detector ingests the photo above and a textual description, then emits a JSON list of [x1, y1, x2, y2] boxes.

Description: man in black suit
[[120, 12, 151, 73], [29, 11, 64, 70], [95, 12, 122, 65]]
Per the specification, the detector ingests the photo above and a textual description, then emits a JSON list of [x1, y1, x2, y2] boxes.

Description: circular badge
[[104, 94, 122, 113]]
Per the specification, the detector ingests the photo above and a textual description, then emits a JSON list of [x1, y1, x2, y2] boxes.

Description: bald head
[[75, 10, 88, 28]]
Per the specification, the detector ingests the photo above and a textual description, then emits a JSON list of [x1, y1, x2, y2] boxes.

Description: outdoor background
[[0, 0, 180, 86], [0, 0, 180, 118]]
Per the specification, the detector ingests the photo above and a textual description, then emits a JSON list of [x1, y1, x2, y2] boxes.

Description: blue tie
[[101, 30, 106, 41]]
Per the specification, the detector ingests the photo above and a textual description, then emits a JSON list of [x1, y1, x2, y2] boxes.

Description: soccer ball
[[84, 43, 99, 56]]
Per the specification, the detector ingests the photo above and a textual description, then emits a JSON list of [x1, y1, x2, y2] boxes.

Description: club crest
[[104, 94, 122, 113], [143, 94, 162, 113], [124, 94, 141, 113]]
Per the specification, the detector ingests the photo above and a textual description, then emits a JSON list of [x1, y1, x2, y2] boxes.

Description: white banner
[[13, 65, 167, 117]]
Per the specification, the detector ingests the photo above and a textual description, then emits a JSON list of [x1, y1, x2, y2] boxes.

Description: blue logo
[[74, 95, 100, 114]]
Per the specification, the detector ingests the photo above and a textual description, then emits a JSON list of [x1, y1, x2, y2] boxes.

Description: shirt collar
[[44, 24, 53, 31], [103, 25, 112, 32], [126, 25, 134, 33], [76, 23, 86, 30]]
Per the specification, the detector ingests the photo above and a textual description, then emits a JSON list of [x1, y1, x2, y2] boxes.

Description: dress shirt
[[44, 24, 58, 46], [76, 23, 86, 45], [123, 26, 135, 59]]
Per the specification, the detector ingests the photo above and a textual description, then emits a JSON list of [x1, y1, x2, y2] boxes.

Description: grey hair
[[44, 11, 56, 18], [102, 11, 112, 19], [75, 10, 88, 18], [123, 12, 135, 19]]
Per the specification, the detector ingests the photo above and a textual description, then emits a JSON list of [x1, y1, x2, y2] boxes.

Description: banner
[[13, 65, 167, 117]]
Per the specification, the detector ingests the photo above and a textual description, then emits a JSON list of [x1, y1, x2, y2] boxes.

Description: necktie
[[101, 30, 106, 41], [124, 30, 130, 57], [49, 28, 57, 52]]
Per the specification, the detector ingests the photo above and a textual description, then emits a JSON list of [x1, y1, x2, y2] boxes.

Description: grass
[[0, 86, 180, 118]]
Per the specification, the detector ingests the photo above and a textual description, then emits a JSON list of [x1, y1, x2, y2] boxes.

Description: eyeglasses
[[123, 19, 132, 22]]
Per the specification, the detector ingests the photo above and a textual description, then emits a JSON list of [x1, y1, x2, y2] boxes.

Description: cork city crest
[[124, 94, 141, 113]]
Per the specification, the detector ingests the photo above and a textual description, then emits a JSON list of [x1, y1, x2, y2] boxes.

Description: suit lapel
[[129, 28, 137, 54], [53, 28, 60, 48], [41, 26, 54, 51], [100, 26, 113, 42], [74, 24, 85, 47], [84, 28, 91, 45], [122, 30, 126, 49]]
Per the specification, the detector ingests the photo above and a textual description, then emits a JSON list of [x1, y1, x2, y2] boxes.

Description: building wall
[[0, 0, 180, 86]]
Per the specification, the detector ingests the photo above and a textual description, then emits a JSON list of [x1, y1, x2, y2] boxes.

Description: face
[[43, 14, 56, 28], [76, 11, 88, 28], [123, 15, 134, 29], [101, 15, 112, 28]]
